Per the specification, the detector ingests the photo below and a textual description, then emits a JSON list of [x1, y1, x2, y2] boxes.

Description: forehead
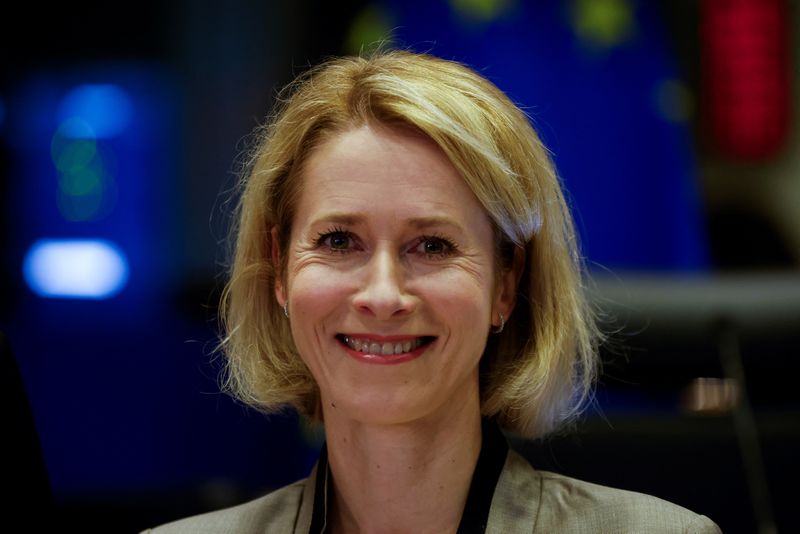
[[296, 125, 489, 229]]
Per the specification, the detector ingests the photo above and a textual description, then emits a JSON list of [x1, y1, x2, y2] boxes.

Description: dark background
[[2, 1, 798, 532]]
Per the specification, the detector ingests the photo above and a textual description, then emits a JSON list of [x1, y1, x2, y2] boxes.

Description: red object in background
[[701, 0, 792, 160]]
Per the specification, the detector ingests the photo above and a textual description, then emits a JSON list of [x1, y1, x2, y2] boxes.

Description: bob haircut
[[220, 50, 599, 439]]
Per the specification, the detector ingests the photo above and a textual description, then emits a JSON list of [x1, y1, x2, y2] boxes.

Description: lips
[[337, 334, 435, 356]]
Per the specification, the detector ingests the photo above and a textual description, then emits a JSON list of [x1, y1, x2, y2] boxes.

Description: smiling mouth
[[337, 335, 435, 356]]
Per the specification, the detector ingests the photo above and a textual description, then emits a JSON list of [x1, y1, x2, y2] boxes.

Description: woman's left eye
[[411, 236, 457, 258]]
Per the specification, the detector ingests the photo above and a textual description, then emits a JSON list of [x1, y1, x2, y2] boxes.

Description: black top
[[309, 418, 509, 533]]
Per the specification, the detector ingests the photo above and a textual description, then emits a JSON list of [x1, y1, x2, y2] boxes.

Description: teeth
[[342, 336, 426, 356]]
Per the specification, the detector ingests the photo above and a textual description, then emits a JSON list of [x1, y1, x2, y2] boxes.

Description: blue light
[[0, 94, 6, 130], [57, 84, 133, 139], [23, 239, 129, 299]]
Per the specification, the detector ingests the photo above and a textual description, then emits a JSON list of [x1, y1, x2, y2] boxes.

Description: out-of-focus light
[[23, 239, 129, 299], [702, 0, 790, 159], [653, 79, 693, 124], [0, 95, 6, 130], [681, 377, 739, 415], [50, 118, 117, 221], [571, 0, 634, 49], [57, 182, 107, 221], [449, 0, 514, 23], [51, 119, 97, 171], [345, 4, 395, 55], [59, 166, 102, 196], [57, 84, 133, 139]]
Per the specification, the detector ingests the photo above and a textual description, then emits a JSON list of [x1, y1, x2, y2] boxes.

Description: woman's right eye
[[316, 229, 356, 253]]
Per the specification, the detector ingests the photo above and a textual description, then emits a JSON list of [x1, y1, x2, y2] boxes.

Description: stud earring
[[491, 312, 505, 334]]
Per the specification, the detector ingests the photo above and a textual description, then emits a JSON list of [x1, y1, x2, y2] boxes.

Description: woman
[[148, 51, 719, 533]]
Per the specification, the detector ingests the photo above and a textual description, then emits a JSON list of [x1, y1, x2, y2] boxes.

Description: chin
[[323, 390, 437, 427]]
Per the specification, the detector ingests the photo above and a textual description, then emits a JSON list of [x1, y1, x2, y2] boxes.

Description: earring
[[491, 312, 505, 334], [283, 302, 289, 319]]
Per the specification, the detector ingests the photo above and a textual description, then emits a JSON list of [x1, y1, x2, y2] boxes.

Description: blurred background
[[1, 0, 798, 532]]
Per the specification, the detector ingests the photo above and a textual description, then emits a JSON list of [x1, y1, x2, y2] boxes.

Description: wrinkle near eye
[[444, 252, 493, 284]]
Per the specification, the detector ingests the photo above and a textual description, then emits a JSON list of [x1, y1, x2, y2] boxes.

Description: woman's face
[[277, 125, 513, 426]]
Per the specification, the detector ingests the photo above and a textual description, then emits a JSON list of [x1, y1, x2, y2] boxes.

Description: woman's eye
[[413, 236, 457, 258], [328, 233, 350, 250], [316, 229, 356, 253], [423, 239, 445, 254]]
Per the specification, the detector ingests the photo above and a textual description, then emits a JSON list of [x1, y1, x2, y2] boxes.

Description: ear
[[493, 245, 525, 323], [271, 226, 287, 307]]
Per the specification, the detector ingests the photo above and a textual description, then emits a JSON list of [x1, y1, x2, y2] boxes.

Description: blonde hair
[[220, 50, 599, 439]]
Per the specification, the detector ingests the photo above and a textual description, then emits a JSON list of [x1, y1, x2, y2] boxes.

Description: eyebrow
[[407, 216, 465, 233], [308, 213, 466, 234], [308, 213, 365, 228]]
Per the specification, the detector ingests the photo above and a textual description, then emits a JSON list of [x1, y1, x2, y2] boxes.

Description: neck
[[322, 399, 482, 534]]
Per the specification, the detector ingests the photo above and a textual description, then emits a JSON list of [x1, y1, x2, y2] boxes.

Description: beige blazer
[[144, 450, 720, 533]]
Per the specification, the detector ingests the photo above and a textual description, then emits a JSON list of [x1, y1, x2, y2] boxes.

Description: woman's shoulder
[[535, 469, 721, 533], [141, 478, 307, 534], [495, 450, 721, 533]]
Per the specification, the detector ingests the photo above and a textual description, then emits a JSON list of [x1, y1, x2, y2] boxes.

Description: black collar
[[309, 418, 509, 533]]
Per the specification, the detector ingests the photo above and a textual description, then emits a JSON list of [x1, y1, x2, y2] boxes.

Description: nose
[[352, 247, 416, 320]]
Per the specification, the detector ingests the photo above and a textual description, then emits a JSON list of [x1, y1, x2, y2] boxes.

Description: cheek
[[286, 265, 356, 377], [288, 264, 356, 323], [416, 270, 493, 323]]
